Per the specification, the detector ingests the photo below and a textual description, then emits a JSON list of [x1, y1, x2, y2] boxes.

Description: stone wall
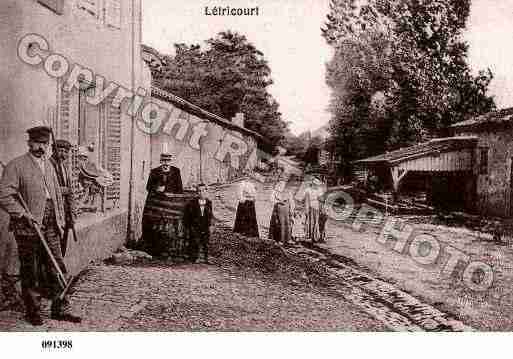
[[456, 128, 513, 217], [148, 96, 259, 188]]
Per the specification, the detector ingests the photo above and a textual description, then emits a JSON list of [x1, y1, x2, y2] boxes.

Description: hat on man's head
[[55, 139, 72, 150], [160, 153, 173, 161], [27, 126, 51, 142]]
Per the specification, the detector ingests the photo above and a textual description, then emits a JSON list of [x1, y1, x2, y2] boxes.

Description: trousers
[[15, 200, 67, 315]]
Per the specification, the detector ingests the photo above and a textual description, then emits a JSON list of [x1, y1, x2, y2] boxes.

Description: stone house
[[0, 0, 152, 279], [451, 108, 513, 217], [148, 87, 262, 187]]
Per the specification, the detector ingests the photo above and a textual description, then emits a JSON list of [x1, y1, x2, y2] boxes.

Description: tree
[[322, 0, 495, 174], [154, 31, 288, 146]]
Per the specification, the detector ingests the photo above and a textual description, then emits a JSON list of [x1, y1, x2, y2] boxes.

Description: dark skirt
[[233, 200, 259, 238]]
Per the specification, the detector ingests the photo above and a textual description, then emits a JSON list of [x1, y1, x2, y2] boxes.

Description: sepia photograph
[[0, 0, 512, 356]]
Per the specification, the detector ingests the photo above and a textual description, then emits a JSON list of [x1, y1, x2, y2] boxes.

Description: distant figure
[[318, 187, 329, 243], [183, 183, 213, 263], [233, 174, 259, 238], [268, 180, 295, 245]]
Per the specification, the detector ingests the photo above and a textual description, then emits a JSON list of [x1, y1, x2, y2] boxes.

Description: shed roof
[[354, 136, 478, 166], [451, 107, 513, 131]]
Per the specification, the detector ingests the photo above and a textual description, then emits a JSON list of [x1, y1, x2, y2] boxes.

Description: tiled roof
[[151, 86, 263, 141], [451, 107, 513, 130], [354, 136, 478, 165]]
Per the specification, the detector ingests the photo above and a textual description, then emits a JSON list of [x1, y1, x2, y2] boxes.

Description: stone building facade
[[452, 108, 513, 217], [149, 87, 261, 188], [0, 0, 152, 281]]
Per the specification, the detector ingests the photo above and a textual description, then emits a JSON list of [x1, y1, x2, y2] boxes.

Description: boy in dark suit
[[183, 183, 213, 263]]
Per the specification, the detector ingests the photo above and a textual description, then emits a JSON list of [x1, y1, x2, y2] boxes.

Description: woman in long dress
[[268, 181, 295, 245], [233, 176, 260, 237], [303, 177, 326, 243]]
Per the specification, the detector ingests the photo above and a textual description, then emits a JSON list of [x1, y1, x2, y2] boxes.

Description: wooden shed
[[353, 137, 479, 211]]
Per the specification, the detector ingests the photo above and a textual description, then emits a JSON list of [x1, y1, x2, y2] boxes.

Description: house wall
[[456, 128, 513, 217], [148, 96, 258, 189], [0, 0, 151, 283]]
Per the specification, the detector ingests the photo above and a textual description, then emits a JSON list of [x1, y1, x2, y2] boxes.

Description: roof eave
[[150, 86, 264, 141]]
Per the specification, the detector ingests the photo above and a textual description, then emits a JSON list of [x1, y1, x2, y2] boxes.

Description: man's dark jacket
[[146, 166, 183, 195], [183, 198, 212, 238]]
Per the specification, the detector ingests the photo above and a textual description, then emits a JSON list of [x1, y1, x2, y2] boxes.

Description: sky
[[142, 0, 513, 135]]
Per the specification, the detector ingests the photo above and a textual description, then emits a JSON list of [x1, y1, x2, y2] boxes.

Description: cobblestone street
[[0, 182, 385, 332], [1, 181, 504, 331]]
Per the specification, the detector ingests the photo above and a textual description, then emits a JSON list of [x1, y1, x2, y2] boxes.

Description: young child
[[183, 183, 213, 263]]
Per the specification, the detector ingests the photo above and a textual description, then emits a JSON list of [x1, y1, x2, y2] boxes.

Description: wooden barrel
[[142, 191, 198, 258]]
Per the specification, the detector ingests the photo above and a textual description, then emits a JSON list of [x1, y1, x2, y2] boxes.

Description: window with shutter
[[61, 85, 119, 215], [59, 86, 83, 217], [105, 97, 122, 209]]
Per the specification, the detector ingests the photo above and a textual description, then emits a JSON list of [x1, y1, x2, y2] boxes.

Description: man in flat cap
[[0, 126, 81, 326], [49, 139, 75, 257], [141, 153, 183, 256]]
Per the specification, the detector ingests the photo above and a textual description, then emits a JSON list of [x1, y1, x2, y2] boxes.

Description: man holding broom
[[0, 126, 81, 326]]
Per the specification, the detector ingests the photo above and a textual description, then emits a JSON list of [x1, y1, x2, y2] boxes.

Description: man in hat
[[0, 126, 81, 326], [49, 139, 75, 257], [146, 153, 183, 195], [141, 153, 183, 255]]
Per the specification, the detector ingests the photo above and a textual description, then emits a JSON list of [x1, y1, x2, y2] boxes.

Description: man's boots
[[50, 298, 81, 323], [24, 289, 43, 326]]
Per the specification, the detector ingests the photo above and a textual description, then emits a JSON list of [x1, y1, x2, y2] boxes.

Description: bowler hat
[[27, 126, 51, 142]]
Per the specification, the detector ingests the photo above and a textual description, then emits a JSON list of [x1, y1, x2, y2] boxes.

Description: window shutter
[[59, 86, 84, 216], [105, 98, 122, 209], [59, 86, 71, 138], [104, 0, 121, 29]]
